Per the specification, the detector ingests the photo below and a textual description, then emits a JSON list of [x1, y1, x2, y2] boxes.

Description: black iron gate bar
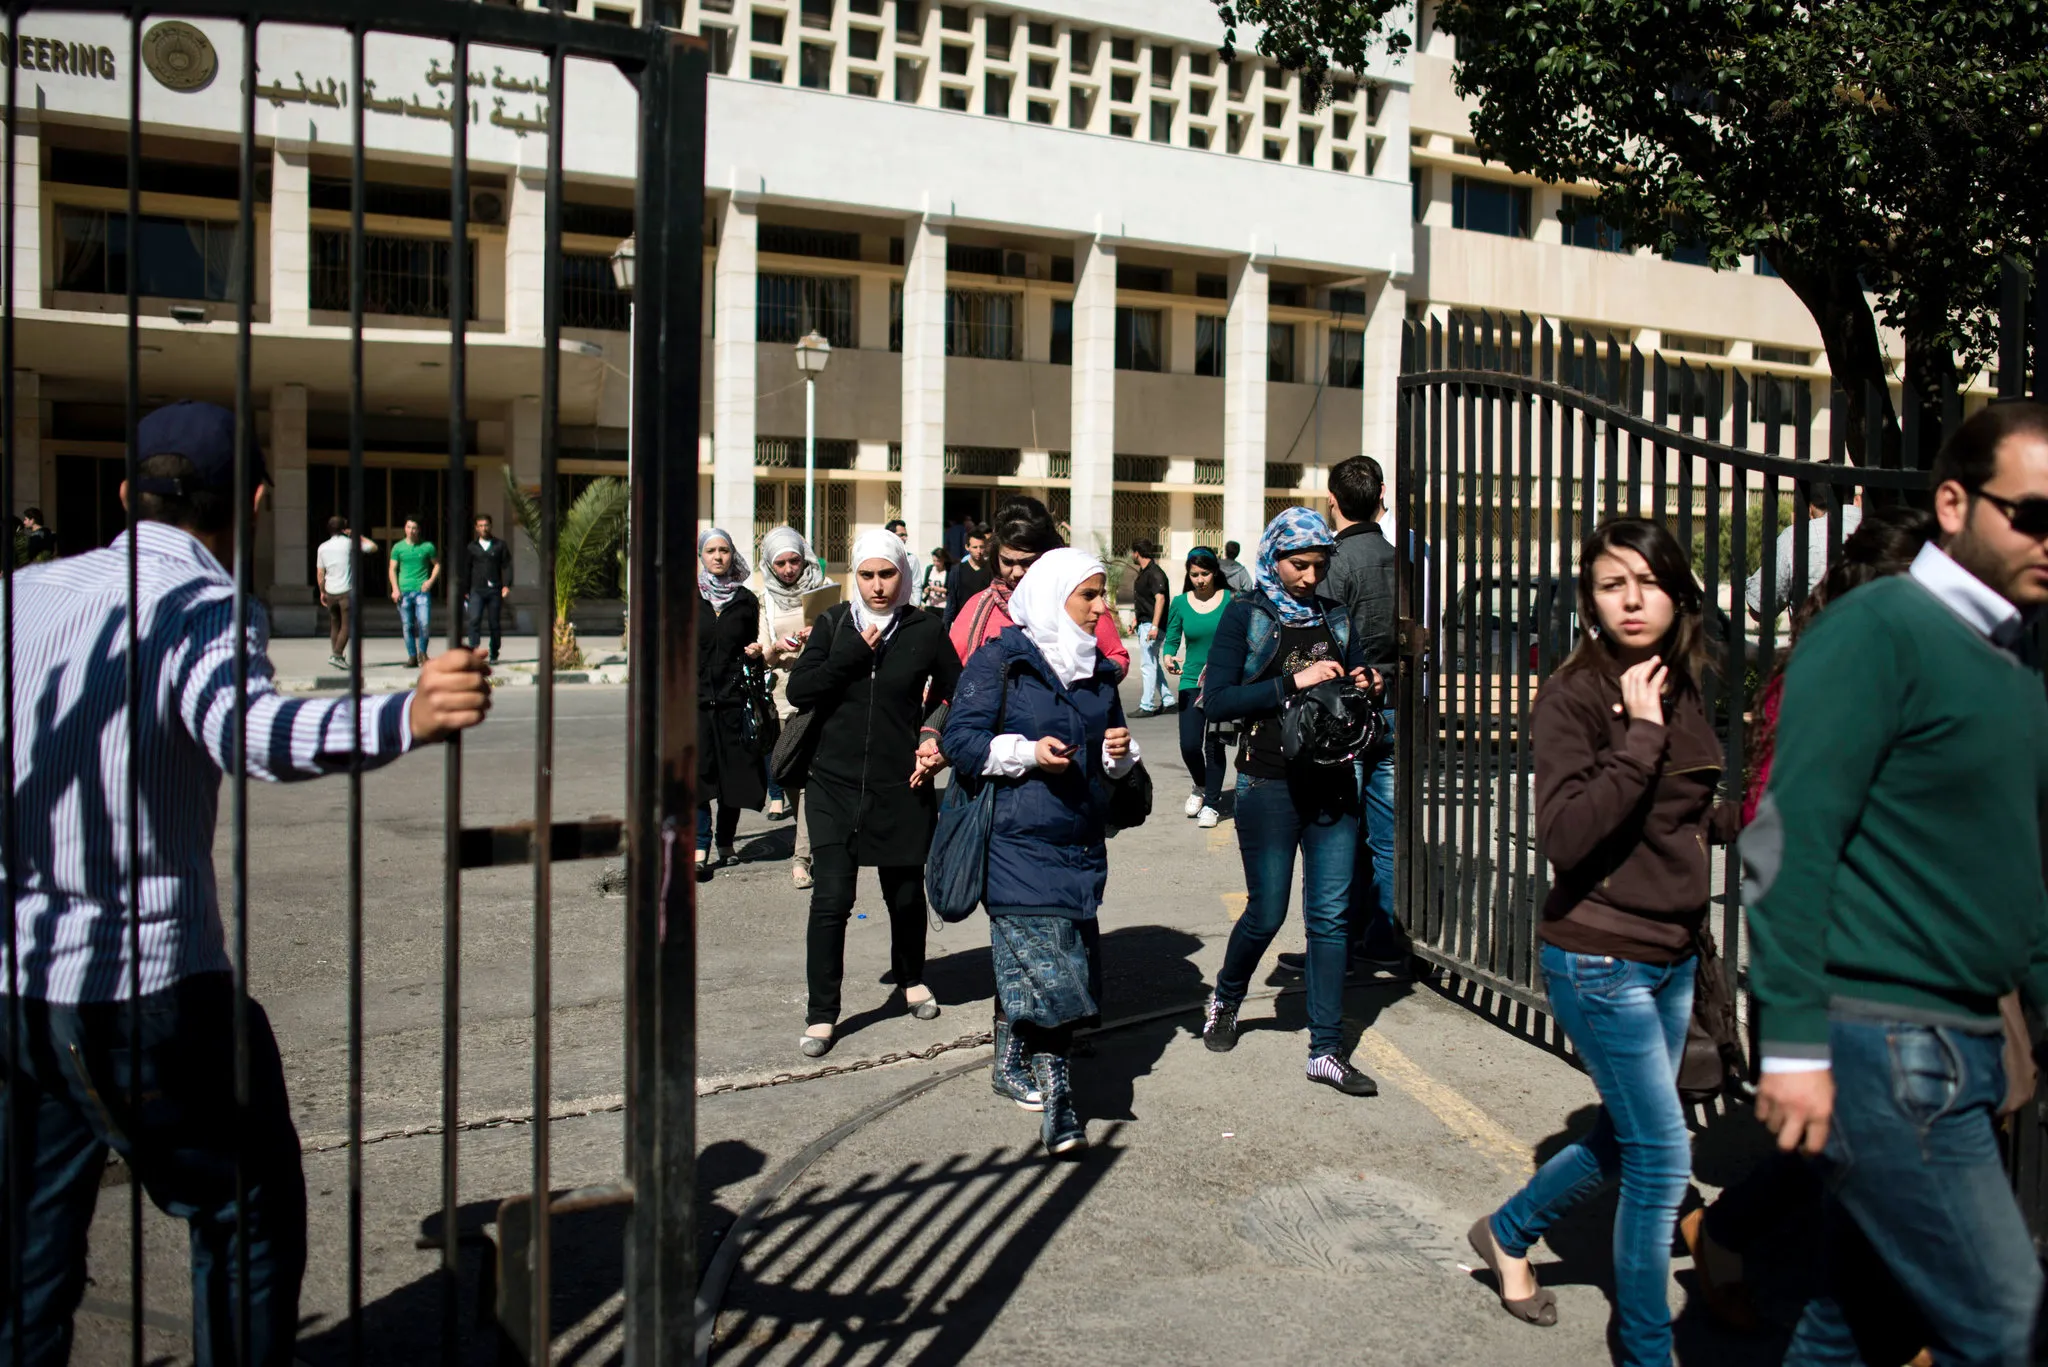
[[1392, 312, 1936, 1020], [1, 2, 704, 1362]]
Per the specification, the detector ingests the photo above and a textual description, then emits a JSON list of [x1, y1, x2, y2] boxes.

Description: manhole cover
[[1239, 1170, 1468, 1276]]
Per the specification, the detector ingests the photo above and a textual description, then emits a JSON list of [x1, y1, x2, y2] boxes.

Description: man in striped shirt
[[0, 401, 492, 1365]]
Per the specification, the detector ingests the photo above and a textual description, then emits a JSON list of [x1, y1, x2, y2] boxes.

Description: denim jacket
[[1202, 591, 1359, 725]]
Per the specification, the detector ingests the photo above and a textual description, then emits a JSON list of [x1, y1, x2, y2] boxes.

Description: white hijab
[[846, 527, 917, 638], [1010, 546, 1105, 685]]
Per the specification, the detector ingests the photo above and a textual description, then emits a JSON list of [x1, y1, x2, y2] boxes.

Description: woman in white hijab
[[941, 548, 1142, 1158], [785, 528, 963, 1058]]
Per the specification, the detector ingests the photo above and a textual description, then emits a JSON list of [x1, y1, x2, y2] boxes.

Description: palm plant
[[503, 469, 629, 669]]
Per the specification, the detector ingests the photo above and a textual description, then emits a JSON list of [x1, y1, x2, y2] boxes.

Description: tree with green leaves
[[1214, 0, 2048, 464], [503, 469, 629, 668]]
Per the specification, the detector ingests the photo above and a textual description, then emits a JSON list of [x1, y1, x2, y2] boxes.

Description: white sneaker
[[1197, 806, 1220, 828], [1183, 791, 1205, 818]]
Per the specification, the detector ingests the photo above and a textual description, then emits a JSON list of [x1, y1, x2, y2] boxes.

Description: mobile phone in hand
[[1051, 740, 1079, 758]]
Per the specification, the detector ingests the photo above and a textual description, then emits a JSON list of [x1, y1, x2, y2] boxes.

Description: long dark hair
[[1552, 517, 1707, 689], [1184, 546, 1224, 596]]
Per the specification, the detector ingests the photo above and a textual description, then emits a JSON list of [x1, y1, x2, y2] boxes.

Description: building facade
[[6, 0, 1875, 631]]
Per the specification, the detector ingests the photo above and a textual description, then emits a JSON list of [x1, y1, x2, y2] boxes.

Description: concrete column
[[1068, 236, 1115, 552], [1421, 164, 1453, 229], [857, 271, 891, 352], [506, 397, 545, 610], [713, 196, 759, 535], [1222, 256, 1269, 548], [268, 145, 311, 326], [12, 122, 39, 312], [1359, 276, 1406, 506], [1167, 302, 1196, 376], [505, 169, 547, 342], [898, 213, 947, 552], [12, 371, 39, 513], [267, 384, 310, 595]]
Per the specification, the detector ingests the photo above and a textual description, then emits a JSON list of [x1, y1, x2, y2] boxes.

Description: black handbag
[[1103, 758, 1153, 830], [1678, 926, 1750, 1104], [738, 661, 781, 759], [1281, 679, 1386, 766]]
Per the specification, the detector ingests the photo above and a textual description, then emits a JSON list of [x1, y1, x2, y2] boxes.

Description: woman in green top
[[1163, 546, 1233, 827]]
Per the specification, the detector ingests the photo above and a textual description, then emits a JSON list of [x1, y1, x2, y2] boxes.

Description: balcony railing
[[311, 229, 477, 319], [1194, 459, 1224, 486], [1265, 462, 1305, 489], [944, 446, 1021, 477], [1113, 455, 1168, 483], [758, 436, 857, 469]]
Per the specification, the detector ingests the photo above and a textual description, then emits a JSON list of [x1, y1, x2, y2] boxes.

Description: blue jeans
[[1785, 1016, 2040, 1367], [1351, 709, 1399, 955], [1491, 945, 1695, 1367], [1135, 622, 1167, 709], [1177, 692, 1226, 808], [1215, 768, 1359, 1057], [397, 589, 432, 659], [0, 974, 306, 1366]]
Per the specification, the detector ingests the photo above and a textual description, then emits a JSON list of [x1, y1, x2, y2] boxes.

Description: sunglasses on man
[[1977, 489, 2048, 539]]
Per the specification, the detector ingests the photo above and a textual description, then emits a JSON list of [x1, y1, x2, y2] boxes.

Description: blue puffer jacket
[[941, 626, 1124, 920]]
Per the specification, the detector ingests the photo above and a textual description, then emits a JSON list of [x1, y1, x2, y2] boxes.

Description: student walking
[[1469, 517, 1736, 1362], [754, 525, 832, 888], [1160, 545, 1232, 827], [0, 401, 492, 1365], [1217, 540, 1254, 594], [696, 528, 767, 874], [388, 517, 439, 667], [944, 525, 993, 628], [461, 514, 513, 664], [785, 529, 960, 1058], [1747, 403, 2048, 1365], [314, 514, 377, 671], [1130, 539, 1171, 715], [1199, 508, 1382, 1096], [943, 547, 1139, 1156], [920, 546, 951, 612], [950, 497, 1129, 679]]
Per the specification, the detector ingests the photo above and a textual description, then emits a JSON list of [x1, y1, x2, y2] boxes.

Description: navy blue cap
[[134, 401, 269, 495]]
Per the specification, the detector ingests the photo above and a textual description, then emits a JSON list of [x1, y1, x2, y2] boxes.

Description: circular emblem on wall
[[141, 21, 217, 92]]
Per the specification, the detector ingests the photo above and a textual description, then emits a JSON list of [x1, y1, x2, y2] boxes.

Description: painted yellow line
[[1220, 891, 1247, 922], [1357, 1032, 1533, 1178], [1205, 823, 1233, 854]]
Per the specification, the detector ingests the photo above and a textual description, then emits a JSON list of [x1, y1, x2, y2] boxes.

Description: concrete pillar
[[267, 384, 310, 591], [505, 169, 547, 342], [899, 213, 946, 552], [1167, 302, 1196, 376], [506, 397, 545, 604], [857, 271, 892, 352], [1068, 236, 1116, 552], [11, 122, 38, 313], [1222, 256, 1269, 549], [713, 196, 759, 536], [268, 145, 311, 327], [1420, 164, 1453, 229], [1360, 276, 1406, 507], [12, 371, 39, 513]]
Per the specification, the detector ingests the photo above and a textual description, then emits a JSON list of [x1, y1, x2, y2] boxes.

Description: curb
[[278, 669, 630, 692]]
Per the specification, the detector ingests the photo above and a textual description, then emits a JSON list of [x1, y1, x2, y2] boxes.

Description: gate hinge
[[1397, 619, 1432, 658]]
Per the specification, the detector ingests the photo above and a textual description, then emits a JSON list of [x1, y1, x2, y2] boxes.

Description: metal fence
[[2, 3, 706, 1363], [1392, 261, 2048, 1235]]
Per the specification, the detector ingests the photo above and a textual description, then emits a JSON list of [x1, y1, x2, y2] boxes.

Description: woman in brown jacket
[[1466, 517, 1736, 1364]]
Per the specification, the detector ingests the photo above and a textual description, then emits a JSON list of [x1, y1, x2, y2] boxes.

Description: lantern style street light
[[793, 330, 832, 552]]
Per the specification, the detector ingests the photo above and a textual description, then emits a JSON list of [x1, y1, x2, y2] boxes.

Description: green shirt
[[391, 539, 437, 594], [1160, 590, 1232, 692], [1746, 574, 2048, 1057]]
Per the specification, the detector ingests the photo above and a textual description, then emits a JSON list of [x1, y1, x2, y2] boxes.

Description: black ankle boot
[[1031, 1053, 1086, 1157]]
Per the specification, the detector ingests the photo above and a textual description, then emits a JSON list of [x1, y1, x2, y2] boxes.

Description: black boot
[[991, 1018, 1044, 1111], [1031, 1053, 1086, 1157]]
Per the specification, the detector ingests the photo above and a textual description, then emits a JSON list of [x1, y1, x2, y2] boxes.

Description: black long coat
[[698, 587, 768, 810], [786, 603, 961, 866]]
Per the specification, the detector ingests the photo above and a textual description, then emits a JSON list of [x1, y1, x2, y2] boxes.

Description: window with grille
[[1194, 460, 1224, 486], [1048, 451, 1072, 479], [1265, 463, 1304, 489], [757, 273, 855, 347], [312, 229, 475, 319], [946, 290, 1020, 359], [558, 253, 632, 330], [885, 481, 903, 521], [1111, 492, 1168, 556], [1195, 315, 1226, 377], [825, 481, 851, 562], [1047, 486, 1071, 528], [1194, 494, 1223, 543], [756, 436, 857, 469], [1265, 495, 1299, 525], [1327, 328, 1364, 389]]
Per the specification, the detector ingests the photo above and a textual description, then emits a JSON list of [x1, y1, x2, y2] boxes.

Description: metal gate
[[2, 2, 705, 1361], [1389, 264, 2048, 1227]]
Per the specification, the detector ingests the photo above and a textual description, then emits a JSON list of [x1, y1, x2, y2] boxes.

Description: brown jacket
[[1533, 663, 1738, 963]]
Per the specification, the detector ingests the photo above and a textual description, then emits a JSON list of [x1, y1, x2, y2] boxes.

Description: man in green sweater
[[1744, 400, 2048, 1364]]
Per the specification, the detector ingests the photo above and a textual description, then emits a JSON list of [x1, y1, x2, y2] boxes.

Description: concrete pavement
[[71, 676, 1800, 1365]]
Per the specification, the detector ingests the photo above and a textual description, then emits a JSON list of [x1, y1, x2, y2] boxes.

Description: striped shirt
[[4, 522, 415, 1003]]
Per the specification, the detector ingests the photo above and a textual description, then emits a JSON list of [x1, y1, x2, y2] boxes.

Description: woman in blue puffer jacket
[[943, 548, 1141, 1158]]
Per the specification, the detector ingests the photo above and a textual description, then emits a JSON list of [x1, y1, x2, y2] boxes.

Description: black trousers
[[464, 588, 503, 657], [806, 845, 927, 1025]]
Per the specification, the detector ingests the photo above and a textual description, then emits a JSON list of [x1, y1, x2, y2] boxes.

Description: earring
[[1589, 625, 1601, 640]]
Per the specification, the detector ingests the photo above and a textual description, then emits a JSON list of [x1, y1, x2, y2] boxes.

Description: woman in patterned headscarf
[[697, 528, 766, 872], [752, 526, 833, 882], [1194, 507, 1383, 1097]]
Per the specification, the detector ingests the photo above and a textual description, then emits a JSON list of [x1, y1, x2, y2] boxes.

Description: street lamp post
[[610, 236, 635, 626], [793, 330, 832, 554]]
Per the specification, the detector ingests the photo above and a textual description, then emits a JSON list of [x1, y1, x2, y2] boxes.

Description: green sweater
[[1161, 590, 1231, 691], [1747, 575, 2048, 1058]]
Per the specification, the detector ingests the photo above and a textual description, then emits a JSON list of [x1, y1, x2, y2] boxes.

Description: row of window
[[1414, 171, 1786, 274]]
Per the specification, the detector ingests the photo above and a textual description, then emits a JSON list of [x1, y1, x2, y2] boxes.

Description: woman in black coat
[[785, 529, 961, 1058], [698, 527, 767, 875]]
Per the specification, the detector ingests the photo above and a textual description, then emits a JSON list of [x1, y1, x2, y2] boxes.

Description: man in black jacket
[[943, 524, 992, 628], [1324, 456, 1405, 970], [462, 514, 514, 664]]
